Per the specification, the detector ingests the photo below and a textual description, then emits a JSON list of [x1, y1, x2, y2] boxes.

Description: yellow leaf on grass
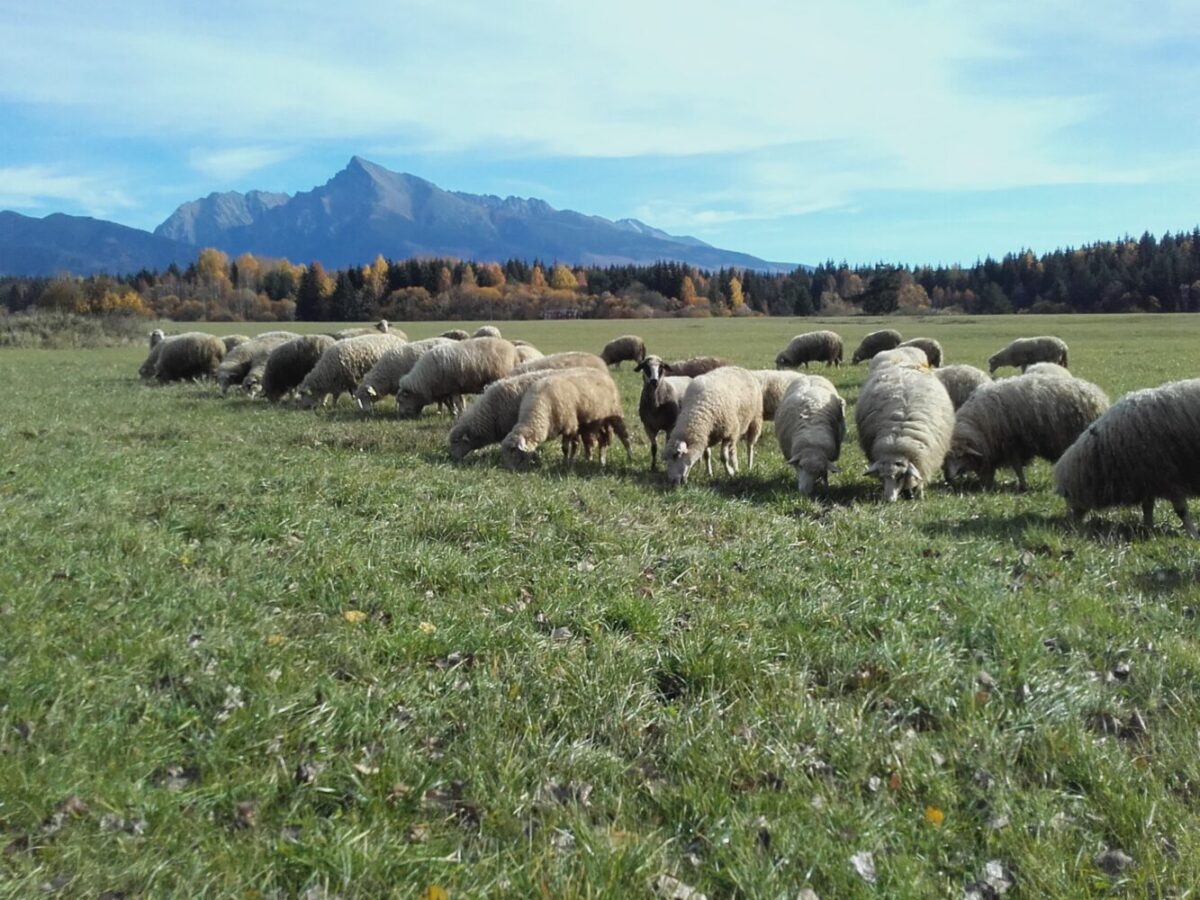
[[418, 621, 437, 635], [924, 805, 945, 828], [420, 887, 449, 900], [343, 610, 368, 624], [266, 634, 287, 646]]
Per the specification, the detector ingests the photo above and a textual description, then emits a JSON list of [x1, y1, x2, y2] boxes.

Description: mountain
[[156, 189, 289, 247], [0, 211, 190, 277]]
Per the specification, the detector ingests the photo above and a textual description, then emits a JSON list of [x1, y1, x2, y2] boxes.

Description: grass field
[[2, 314, 1199, 898]]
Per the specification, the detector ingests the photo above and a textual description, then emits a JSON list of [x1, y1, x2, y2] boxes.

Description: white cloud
[[188, 146, 295, 181], [0, 165, 134, 216]]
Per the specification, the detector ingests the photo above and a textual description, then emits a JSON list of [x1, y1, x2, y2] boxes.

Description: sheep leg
[[1171, 498, 1198, 538], [648, 431, 659, 470], [1013, 464, 1028, 492], [725, 441, 739, 476], [612, 418, 633, 460], [1143, 497, 1156, 531], [745, 421, 761, 472], [704, 447, 714, 477]]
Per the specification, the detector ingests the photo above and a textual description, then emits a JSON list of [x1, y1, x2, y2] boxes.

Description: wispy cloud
[[0, 165, 134, 216], [188, 146, 295, 181]]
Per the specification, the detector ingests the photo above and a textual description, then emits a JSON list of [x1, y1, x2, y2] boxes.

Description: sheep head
[[866, 458, 922, 502]]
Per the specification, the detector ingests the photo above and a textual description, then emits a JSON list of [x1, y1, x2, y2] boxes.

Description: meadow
[[1, 314, 1199, 898]]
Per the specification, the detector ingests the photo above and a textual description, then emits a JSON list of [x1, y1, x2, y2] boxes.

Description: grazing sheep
[[330, 320, 401, 341], [1023, 362, 1071, 379], [600, 334, 648, 368], [944, 371, 1109, 491], [855, 365, 955, 501], [256, 334, 336, 402], [634, 356, 697, 471], [473, 325, 501, 338], [511, 351, 607, 376], [297, 333, 407, 408], [448, 369, 566, 459], [440, 329, 470, 341], [851, 329, 903, 364], [138, 340, 166, 379], [149, 329, 165, 348], [868, 346, 930, 372], [395, 337, 521, 418], [153, 332, 226, 382], [898, 337, 943, 368], [987, 336, 1069, 373], [215, 333, 296, 393], [1054, 378, 1200, 536], [664, 366, 764, 485], [934, 364, 991, 410], [660, 356, 732, 378], [775, 375, 847, 495], [500, 369, 631, 468], [774, 330, 843, 369], [752, 369, 804, 420], [514, 343, 544, 365], [352, 337, 454, 408], [222, 334, 251, 352]]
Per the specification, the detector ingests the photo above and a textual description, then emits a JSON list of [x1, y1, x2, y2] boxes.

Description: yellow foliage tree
[[680, 275, 699, 306], [234, 253, 261, 291], [728, 276, 745, 309], [196, 248, 232, 296], [549, 264, 577, 290], [530, 265, 547, 289]]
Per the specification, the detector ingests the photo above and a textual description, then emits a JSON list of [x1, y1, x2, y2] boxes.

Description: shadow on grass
[[921, 511, 1066, 540], [1132, 565, 1200, 593]]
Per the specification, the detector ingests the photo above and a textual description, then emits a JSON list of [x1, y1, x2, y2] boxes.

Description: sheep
[[1054, 378, 1200, 536], [944, 371, 1109, 491], [351, 337, 455, 408], [499, 369, 632, 468], [634, 356, 697, 471], [222, 334, 251, 352], [510, 351, 607, 376], [395, 337, 520, 418], [664, 366, 764, 486], [659, 356, 732, 378], [329, 320, 401, 341], [138, 339, 166, 379], [215, 333, 296, 393], [152, 332, 227, 382], [1023, 362, 1071, 379], [473, 325, 501, 338], [934, 364, 991, 410], [514, 343, 544, 365], [600, 334, 648, 368], [868, 346, 930, 372], [751, 369, 804, 420], [774, 330, 843, 369], [775, 375, 847, 495], [440, 329, 470, 341], [256, 334, 336, 402], [851, 329, 903, 364], [297, 333, 407, 408], [898, 337, 943, 368], [855, 364, 955, 501], [987, 336, 1069, 373], [149, 329, 165, 348], [448, 369, 565, 459]]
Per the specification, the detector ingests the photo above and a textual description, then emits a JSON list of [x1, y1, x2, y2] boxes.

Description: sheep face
[[866, 458, 923, 502], [149, 329, 165, 348], [353, 385, 378, 409], [790, 454, 839, 496], [500, 433, 538, 469], [448, 428, 479, 461], [242, 375, 263, 397], [635, 357, 666, 390], [774, 352, 789, 369], [665, 439, 701, 486], [944, 447, 983, 482], [395, 388, 426, 419]]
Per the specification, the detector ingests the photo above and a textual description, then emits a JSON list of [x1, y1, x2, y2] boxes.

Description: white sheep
[[151, 332, 226, 382], [988, 336, 1069, 373], [774, 330, 843, 368], [297, 333, 407, 408], [664, 366, 764, 485], [513, 343, 544, 365], [352, 337, 454, 408], [851, 329, 903, 364], [944, 371, 1110, 490], [751, 369, 804, 420], [897, 337, 943, 367], [1055, 378, 1200, 536], [473, 325, 502, 338], [934, 364, 991, 410], [448, 369, 565, 459], [774, 375, 846, 495], [440, 329, 470, 341], [256, 334, 336, 401], [329, 320, 401, 341], [868, 345, 930, 372], [222, 334, 251, 352], [499, 369, 632, 468], [395, 337, 520, 418], [510, 351, 608, 376], [215, 333, 296, 393], [855, 364, 955, 501]]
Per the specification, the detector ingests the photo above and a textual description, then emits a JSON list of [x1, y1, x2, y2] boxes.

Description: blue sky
[[1, 0, 1197, 266]]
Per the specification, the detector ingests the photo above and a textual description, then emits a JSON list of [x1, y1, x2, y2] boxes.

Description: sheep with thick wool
[[855, 364, 954, 501], [215, 333, 296, 393], [352, 338, 454, 408], [440, 329, 470, 341], [775, 375, 846, 495], [898, 337, 943, 368], [664, 366, 764, 485], [297, 333, 407, 408], [151, 332, 226, 382], [634, 356, 696, 471], [944, 371, 1109, 490], [329, 320, 400, 341], [1054, 378, 1200, 536], [473, 325, 501, 338], [600, 334, 647, 368], [987, 336, 1069, 373], [500, 369, 631, 468], [511, 351, 607, 376], [255, 334, 336, 401], [752, 369, 804, 420], [448, 369, 565, 459], [851, 329, 903, 364], [660, 356, 731, 378], [934, 364, 990, 410], [513, 344, 544, 365], [868, 345, 930, 372], [222, 334, 250, 352], [395, 337, 520, 418], [774, 330, 843, 369]]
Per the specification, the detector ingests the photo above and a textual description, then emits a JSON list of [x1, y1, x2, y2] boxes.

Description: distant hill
[[0, 211, 190, 277]]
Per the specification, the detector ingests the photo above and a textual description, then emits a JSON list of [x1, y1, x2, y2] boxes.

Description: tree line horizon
[[4, 227, 1200, 322]]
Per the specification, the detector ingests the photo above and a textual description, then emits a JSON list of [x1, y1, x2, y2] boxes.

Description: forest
[[3, 228, 1200, 322]]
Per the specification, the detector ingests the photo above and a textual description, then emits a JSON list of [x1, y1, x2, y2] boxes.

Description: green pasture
[[1, 314, 1198, 898]]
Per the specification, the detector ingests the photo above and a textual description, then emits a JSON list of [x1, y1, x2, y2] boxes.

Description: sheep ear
[[827, 462, 840, 474], [516, 434, 531, 452], [633, 359, 647, 373], [366, 385, 378, 398], [906, 461, 923, 481], [864, 461, 880, 475], [786, 452, 803, 466], [676, 441, 688, 456]]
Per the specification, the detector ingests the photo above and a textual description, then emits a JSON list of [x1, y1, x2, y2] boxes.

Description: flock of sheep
[[137, 321, 1200, 537]]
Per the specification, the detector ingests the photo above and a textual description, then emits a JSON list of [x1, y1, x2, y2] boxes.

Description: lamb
[[473, 325, 501, 338], [297, 333, 408, 408], [751, 369, 804, 420], [868, 346, 930, 372], [499, 369, 632, 468], [855, 364, 955, 501], [448, 369, 564, 459], [152, 332, 227, 382], [898, 337, 943, 368], [222, 334, 251, 352], [659, 356, 731, 378], [510, 351, 607, 376], [774, 375, 846, 495], [774, 330, 843, 369], [600, 334, 647, 368], [352, 337, 454, 408], [215, 332, 296, 393], [944, 371, 1109, 491], [987, 336, 1069, 373], [395, 337, 521, 418], [851, 329, 903, 364], [329, 320, 400, 341], [934, 364, 990, 410], [514, 343, 544, 365], [440, 329, 470, 341], [664, 366, 764, 486], [255, 334, 336, 402], [1054, 378, 1200, 536], [634, 355, 697, 471]]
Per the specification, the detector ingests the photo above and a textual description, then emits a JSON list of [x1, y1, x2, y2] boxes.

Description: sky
[[1, 0, 1198, 267]]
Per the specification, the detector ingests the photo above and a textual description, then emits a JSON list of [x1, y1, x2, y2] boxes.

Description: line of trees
[[4, 228, 1200, 321]]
